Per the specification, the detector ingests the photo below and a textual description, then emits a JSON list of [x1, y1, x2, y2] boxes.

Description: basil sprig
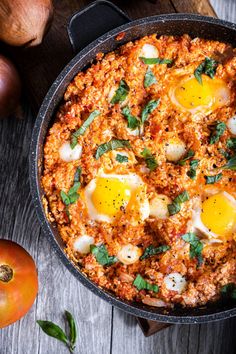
[[167, 191, 189, 216], [90, 244, 117, 266], [140, 57, 172, 65], [141, 99, 160, 123], [187, 159, 199, 180], [221, 155, 236, 171], [60, 167, 82, 208], [177, 149, 195, 166], [194, 57, 218, 85], [111, 80, 129, 104], [182, 232, 203, 267], [140, 245, 170, 260], [71, 110, 100, 148], [122, 107, 140, 130], [204, 173, 222, 184], [144, 67, 157, 88], [221, 283, 236, 300], [209, 121, 226, 145], [95, 139, 131, 159], [116, 154, 128, 163], [141, 147, 158, 171], [37, 310, 77, 353], [133, 274, 159, 292]]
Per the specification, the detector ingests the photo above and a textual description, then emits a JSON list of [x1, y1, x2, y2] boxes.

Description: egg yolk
[[91, 177, 131, 217], [173, 75, 230, 111], [201, 193, 236, 240]]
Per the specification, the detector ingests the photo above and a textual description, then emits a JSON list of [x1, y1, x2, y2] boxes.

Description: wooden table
[[0, 0, 236, 353]]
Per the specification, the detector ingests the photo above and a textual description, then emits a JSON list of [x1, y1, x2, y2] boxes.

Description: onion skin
[[0, 55, 21, 119], [0, 0, 53, 47]]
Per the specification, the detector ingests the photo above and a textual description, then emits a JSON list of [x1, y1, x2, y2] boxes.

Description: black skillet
[[30, 0, 236, 324]]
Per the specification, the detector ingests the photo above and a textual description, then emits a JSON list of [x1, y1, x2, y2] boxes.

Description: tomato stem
[[0, 264, 13, 282]]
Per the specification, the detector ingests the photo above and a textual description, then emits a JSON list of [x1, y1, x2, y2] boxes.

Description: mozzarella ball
[[165, 138, 186, 162], [164, 272, 187, 293], [73, 235, 94, 254], [59, 141, 82, 162], [140, 44, 159, 60], [150, 194, 172, 219], [227, 115, 236, 135], [117, 244, 142, 265]]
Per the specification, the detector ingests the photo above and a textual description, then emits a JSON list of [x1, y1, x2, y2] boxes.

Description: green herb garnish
[[141, 99, 160, 124], [204, 173, 222, 184], [140, 245, 170, 260], [187, 159, 199, 180], [95, 139, 131, 160], [221, 283, 236, 300], [227, 138, 236, 151], [111, 80, 129, 104], [133, 274, 159, 292], [177, 149, 195, 166], [194, 57, 218, 85], [122, 106, 140, 130], [90, 244, 117, 266], [141, 147, 158, 171], [65, 311, 77, 352], [220, 155, 236, 170], [167, 191, 189, 216], [182, 232, 203, 267], [60, 167, 82, 208], [140, 57, 173, 65], [70, 110, 100, 148], [209, 121, 226, 145], [116, 154, 128, 163], [219, 148, 232, 160], [144, 67, 157, 88]]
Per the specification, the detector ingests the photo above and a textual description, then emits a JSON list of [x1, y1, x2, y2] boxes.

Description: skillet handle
[[67, 0, 131, 53]]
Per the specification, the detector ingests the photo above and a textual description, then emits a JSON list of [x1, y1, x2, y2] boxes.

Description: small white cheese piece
[[150, 194, 172, 219], [227, 115, 236, 135], [59, 141, 82, 162], [164, 272, 187, 294], [165, 138, 186, 162], [127, 125, 143, 137], [140, 44, 159, 60], [117, 244, 142, 265], [73, 235, 94, 254]]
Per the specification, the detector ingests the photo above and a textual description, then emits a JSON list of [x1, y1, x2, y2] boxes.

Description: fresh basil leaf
[[141, 99, 160, 124], [177, 149, 195, 166], [91, 244, 117, 266], [68, 182, 81, 196], [60, 168, 82, 208], [37, 320, 68, 345], [219, 148, 232, 160], [60, 191, 71, 206], [209, 121, 226, 145], [65, 311, 77, 351], [204, 173, 222, 185], [221, 155, 236, 170], [221, 283, 236, 300], [122, 107, 140, 130], [133, 274, 159, 293], [141, 147, 158, 171], [144, 67, 157, 88], [74, 167, 82, 182], [116, 154, 128, 163], [140, 245, 170, 260], [182, 232, 203, 267], [167, 191, 189, 216], [194, 57, 218, 85], [95, 139, 131, 160], [227, 138, 236, 151], [140, 57, 173, 65], [111, 80, 129, 104], [71, 110, 100, 148], [187, 159, 200, 180]]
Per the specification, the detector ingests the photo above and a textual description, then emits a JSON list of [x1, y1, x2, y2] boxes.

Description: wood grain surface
[[0, 0, 236, 353]]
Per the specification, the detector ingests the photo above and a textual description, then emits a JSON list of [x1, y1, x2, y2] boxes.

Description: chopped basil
[[204, 173, 222, 184], [194, 57, 218, 85], [111, 80, 129, 104], [177, 149, 195, 166], [221, 155, 236, 170], [95, 139, 131, 159], [209, 121, 226, 145], [116, 154, 128, 163], [133, 274, 159, 293], [141, 99, 160, 124], [182, 232, 203, 267], [140, 57, 173, 65], [60, 167, 82, 207], [221, 283, 236, 300], [219, 148, 232, 160], [140, 245, 170, 260], [187, 159, 199, 180], [70, 110, 100, 148], [90, 244, 117, 266], [122, 106, 140, 130], [141, 147, 158, 171], [74, 166, 82, 182], [167, 191, 189, 216], [144, 67, 157, 88], [227, 138, 236, 151]]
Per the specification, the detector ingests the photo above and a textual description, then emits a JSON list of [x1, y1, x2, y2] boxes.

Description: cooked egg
[[73, 235, 94, 254], [227, 115, 236, 135], [117, 244, 142, 265], [140, 44, 159, 61], [84, 172, 149, 223], [150, 194, 172, 219], [169, 75, 230, 115], [164, 272, 187, 293], [164, 138, 186, 162], [59, 141, 82, 162]]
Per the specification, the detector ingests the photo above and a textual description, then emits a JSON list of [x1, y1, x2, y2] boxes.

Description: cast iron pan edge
[[30, 13, 236, 324]]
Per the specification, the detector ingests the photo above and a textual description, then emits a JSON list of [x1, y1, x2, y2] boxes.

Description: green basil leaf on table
[[65, 311, 77, 352], [194, 57, 218, 85], [133, 274, 159, 292], [204, 173, 222, 184], [111, 79, 129, 104], [167, 191, 189, 216], [141, 99, 160, 124], [95, 139, 131, 160], [209, 121, 226, 145], [144, 67, 157, 88], [122, 106, 140, 130], [37, 320, 68, 345], [116, 154, 128, 163], [70, 110, 100, 148], [90, 244, 117, 266], [140, 245, 170, 260], [141, 147, 158, 171], [140, 57, 173, 65], [182, 232, 203, 267]]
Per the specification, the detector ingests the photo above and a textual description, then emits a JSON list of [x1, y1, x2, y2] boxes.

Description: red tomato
[[0, 240, 38, 328]]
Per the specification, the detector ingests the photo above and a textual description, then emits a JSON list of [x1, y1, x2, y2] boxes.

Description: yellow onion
[[0, 55, 21, 119], [0, 0, 53, 47]]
